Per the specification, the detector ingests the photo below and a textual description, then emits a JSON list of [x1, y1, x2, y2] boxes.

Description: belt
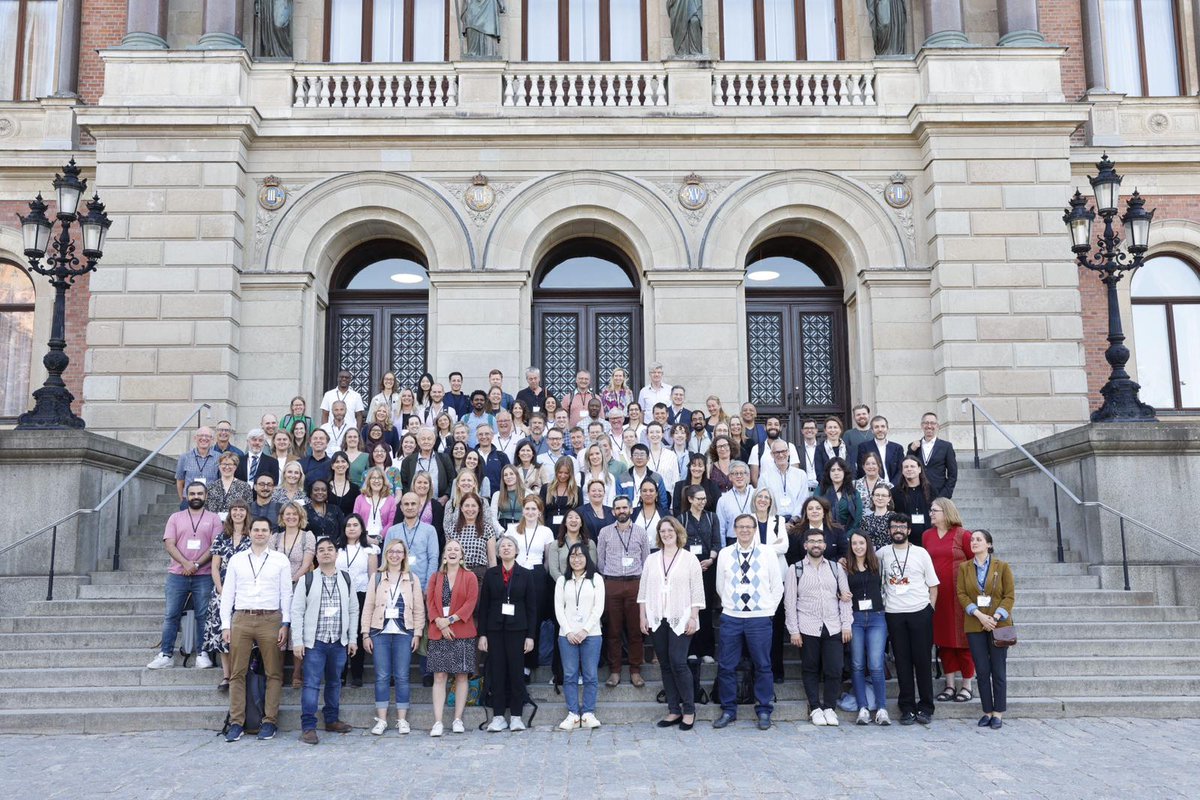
[[236, 609, 281, 616], [603, 575, 640, 581]]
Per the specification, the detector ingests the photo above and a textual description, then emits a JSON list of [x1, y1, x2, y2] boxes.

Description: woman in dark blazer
[[956, 529, 1015, 730], [478, 534, 539, 731], [892, 455, 935, 547]]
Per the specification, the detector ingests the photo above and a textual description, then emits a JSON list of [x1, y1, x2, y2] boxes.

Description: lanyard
[[976, 558, 990, 591], [572, 574, 588, 608], [891, 545, 912, 579], [320, 573, 339, 605], [615, 524, 633, 554], [386, 574, 403, 608], [733, 488, 751, 514], [278, 530, 302, 561], [370, 497, 383, 522], [649, 448, 663, 471], [194, 452, 212, 475], [248, 551, 269, 584], [186, 510, 205, 536], [519, 524, 536, 561], [661, 549, 680, 583], [344, 544, 362, 570]]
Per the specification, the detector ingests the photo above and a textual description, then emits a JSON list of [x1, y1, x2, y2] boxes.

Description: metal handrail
[[962, 397, 1200, 590], [0, 402, 211, 599]]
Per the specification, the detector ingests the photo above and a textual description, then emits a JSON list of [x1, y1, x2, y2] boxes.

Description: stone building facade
[[2, 0, 1199, 453]]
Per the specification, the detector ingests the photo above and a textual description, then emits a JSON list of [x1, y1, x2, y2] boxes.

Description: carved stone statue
[[459, 0, 505, 59], [667, 0, 704, 57], [867, 0, 907, 56], [255, 0, 293, 59]]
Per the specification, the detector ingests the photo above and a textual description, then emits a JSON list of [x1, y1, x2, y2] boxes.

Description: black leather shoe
[[978, 715, 992, 728], [916, 711, 932, 726], [899, 712, 917, 726], [422, 675, 434, 688], [756, 713, 771, 730], [656, 716, 682, 728], [989, 716, 1003, 730], [712, 712, 736, 729], [680, 716, 695, 731]]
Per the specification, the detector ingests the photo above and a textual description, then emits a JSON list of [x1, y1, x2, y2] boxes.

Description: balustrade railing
[[502, 69, 668, 108], [712, 69, 876, 107], [293, 71, 458, 108]]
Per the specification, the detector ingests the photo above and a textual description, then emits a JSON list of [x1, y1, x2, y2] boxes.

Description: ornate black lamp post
[[15, 158, 111, 430], [1063, 155, 1157, 423]]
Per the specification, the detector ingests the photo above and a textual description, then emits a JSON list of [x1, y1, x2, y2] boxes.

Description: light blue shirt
[[965, 556, 1009, 620], [383, 520, 439, 590]]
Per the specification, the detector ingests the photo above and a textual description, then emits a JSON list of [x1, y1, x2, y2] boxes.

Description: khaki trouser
[[228, 610, 285, 726]]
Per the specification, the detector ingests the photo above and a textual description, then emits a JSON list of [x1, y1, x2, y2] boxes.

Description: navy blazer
[[910, 438, 958, 499], [856, 440, 904, 483], [666, 406, 692, 428], [236, 452, 279, 485], [813, 440, 851, 485]]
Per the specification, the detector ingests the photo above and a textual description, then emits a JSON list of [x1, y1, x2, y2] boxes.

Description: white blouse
[[637, 548, 705, 635], [506, 523, 555, 571]]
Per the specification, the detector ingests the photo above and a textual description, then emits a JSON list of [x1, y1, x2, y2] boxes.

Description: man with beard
[[147, 482, 221, 670], [596, 497, 650, 687], [877, 513, 939, 726], [842, 404, 873, 472], [748, 416, 799, 485]]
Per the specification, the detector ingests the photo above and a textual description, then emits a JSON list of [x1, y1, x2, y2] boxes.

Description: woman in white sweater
[[638, 517, 705, 731], [553, 543, 606, 731]]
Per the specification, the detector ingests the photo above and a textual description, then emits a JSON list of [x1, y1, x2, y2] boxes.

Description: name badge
[[911, 513, 926, 525], [195, 477, 207, 485], [857, 599, 873, 612], [501, 602, 516, 616], [323, 606, 339, 618], [552, 515, 564, 526], [620, 481, 633, 488], [894, 582, 911, 595], [442, 606, 451, 617], [384, 607, 400, 619], [218, 512, 228, 523], [621, 556, 634, 568], [533, 406, 541, 413], [977, 594, 992, 608], [778, 495, 792, 508], [186, 539, 202, 550], [689, 545, 703, 555]]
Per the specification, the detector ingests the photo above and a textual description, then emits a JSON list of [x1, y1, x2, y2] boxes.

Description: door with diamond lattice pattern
[[532, 301, 642, 400]]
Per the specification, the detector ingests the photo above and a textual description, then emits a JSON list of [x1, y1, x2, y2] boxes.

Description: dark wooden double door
[[532, 295, 643, 399], [326, 295, 428, 398]]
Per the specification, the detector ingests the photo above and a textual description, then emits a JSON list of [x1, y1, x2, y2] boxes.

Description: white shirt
[[802, 441, 819, 484], [757, 465, 808, 515], [320, 420, 353, 450], [646, 446, 680, 487], [749, 440, 801, 471], [876, 543, 939, 614], [495, 432, 519, 462], [335, 543, 379, 593], [220, 548, 293, 629], [921, 437, 936, 464], [507, 523, 556, 570], [321, 387, 365, 417], [638, 384, 672, 413], [874, 439, 894, 483]]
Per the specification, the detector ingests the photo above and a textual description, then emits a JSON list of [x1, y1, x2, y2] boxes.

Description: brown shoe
[[300, 730, 318, 745], [605, 673, 620, 687], [630, 672, 646, 688], [324, 720, 353, 733]]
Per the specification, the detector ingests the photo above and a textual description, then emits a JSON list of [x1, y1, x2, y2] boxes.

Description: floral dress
[[201, 532, 252, 653]]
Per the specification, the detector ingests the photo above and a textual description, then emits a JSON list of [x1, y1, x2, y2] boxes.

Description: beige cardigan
[[360, 569, 426, 635], [637, 548, 705, 635]]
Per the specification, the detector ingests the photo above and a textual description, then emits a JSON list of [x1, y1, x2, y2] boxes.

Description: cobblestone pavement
[[2, 718, 1196, 799]]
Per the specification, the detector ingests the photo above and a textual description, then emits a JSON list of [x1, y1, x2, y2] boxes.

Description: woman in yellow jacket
[[956, 529, 1014, 730]]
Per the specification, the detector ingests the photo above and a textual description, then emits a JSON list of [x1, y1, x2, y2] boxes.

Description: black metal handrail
[[962, 397, 1200, 590], [0, 402, 211, 599]]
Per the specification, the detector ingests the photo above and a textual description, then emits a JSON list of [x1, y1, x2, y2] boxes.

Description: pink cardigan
[[353, 494, 397, 539]]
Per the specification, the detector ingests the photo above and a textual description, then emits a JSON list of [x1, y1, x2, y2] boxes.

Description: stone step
[[1007, 656, 1200, 678], [78, 584, 171, 600], [1017, 575, 1100, 589], [0, 632, 161, 651], [0, 648, 166, 669], [1017, 638, 1200, 658], [0, 615, 165, 633], [1016, 605, 1199, 623], [1018, 621, 1200, 640]]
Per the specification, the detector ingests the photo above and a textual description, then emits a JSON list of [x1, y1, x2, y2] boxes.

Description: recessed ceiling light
[[747, 270, 780, 282], [390, 273, 423, 284]]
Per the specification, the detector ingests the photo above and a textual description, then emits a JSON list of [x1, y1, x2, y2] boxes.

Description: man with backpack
[[220, 517, 291, 742], [784, 529, 853, 727], [291, 537, 361, 744]]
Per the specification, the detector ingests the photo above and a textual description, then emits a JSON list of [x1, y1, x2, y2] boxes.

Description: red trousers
[[940, 645, 976, 680]]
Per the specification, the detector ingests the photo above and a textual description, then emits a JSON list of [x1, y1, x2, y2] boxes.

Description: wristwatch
[[192, 561, 200, 570]]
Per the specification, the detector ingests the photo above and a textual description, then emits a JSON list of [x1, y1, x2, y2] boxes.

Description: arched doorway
[[531, 238, 643, 398], [744, 237, 850, 434], [325, 240, 429, 398], [1131, 253, 1200, 411]]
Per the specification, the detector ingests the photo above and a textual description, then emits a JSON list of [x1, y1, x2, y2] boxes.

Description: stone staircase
[[2, 466, 1198, 733]]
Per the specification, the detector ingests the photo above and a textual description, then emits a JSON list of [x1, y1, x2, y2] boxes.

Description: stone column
[[196, 0, 246, 49], [52, 0, 82, 96], [921, 0, 969, 47], [998, 0, 1046, 45], [1080, 0, 1108, 90], [118, 0, 169, 49]]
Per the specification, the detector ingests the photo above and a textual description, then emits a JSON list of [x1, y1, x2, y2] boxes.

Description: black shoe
[[756, 713, 771, 730], [712, 712, 736, 729], [899, 712, 917, 726], [422, 675, 434, 688], [915, 711, 932, 726], [978, 715, 992, 728], [772, 675, 784, 685], [656, 690, 667, 704], [350, 677, 362, 688], [680, 717, 695, 731], [989, 717, 1003, 730], [656, 716, 682, 728]]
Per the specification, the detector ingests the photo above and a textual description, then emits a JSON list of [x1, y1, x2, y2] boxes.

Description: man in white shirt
[[493, 410, 520, 461], [686, 410, 712, 455], [606, 407, 627, 454], [713, 514, 784, 730], [798, 419, 821, 493], [320, 400, 353, 451], [877, 513, 939, 726], [637, 362, 671, 412], [757, 442, 808, 518], [220, 517, 292, 742], [420, 382, 456, 425], [908, 411, 958, 499], [748, 417, 800, 484], [321, 370, 366, 428], [716, 461, 755, 542]]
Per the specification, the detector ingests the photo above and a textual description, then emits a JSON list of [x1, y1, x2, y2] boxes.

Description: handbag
[[992, 625, 1017, 648]]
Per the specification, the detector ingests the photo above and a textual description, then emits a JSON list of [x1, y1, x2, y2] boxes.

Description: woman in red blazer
[[424, 540, 480, 737]]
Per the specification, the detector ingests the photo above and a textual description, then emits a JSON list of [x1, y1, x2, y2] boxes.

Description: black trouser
[[525, 565, 550, 676], [486, 629, 528, 718], [652, 622, 695, 715], [968, 631, 1008, 714], [343, 591, 367, 682], [771, 604, 787, 678], [692, 565, 717, 659], [800, 628, 844, 711], [887, 605, 935, 716]]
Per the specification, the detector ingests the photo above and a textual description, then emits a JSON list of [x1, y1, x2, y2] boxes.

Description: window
[[1101, 0, 1182, 96], [523, 0, 647, 61], [0, 262, 35, 418], [720, 0, 840, 61], [0, 0, 58, 101], [1131, 254, 1200, 410], [744, 238, 840, 288], [326, 0, 450, 61], [538, 239, 637, 288]]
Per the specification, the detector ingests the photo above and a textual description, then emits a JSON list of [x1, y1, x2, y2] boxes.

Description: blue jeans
[[159, 573, 212, 656], [558, 634, 602, 715], [716, 614, 774, 717], [301, 639, 348, 731], [371, 631, 413, 710], [851, 610, 888, 711]]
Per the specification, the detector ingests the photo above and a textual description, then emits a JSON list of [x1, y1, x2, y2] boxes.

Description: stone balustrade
[[712, 67, 876, 107], [292, 69, 459, 108], [502, 68, 669, 108]]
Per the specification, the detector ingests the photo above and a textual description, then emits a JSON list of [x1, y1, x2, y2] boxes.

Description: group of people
[[156, 363, 1016, 742]]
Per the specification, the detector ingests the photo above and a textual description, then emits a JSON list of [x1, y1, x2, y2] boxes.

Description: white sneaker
[[486, 716, 509, 733], [811, 709, 827, 727], [451, 719, 466, 734], [701, 656, 715, 664], [856, 708, 871, 726], [371, 718, 388, 736], [580, 712, 601, 729], [194, 653, 213, 670], [396, 719, 410, 734], [146, 653, 174, 670], [824, 708, 840, 727], [509, 716, 526, 732], [429, 721, 444, 737], [874, 709, 891, 726], [559, 713, 581, 731]]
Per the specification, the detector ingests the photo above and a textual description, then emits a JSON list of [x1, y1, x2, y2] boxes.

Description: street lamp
[[14, 158, 109, 430], [1062, 155, 1157, 422]]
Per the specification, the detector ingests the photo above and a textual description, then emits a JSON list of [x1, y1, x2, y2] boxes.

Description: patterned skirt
[[201, 591, 226, 653], [426, 636, 477, 676]]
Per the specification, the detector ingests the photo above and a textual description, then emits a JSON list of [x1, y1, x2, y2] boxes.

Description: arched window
[[326, 0, 450, 61], [326, 240, 430, 398], [744, 237, 840, 289], [1100, 0, 1182, 96], [720, 0, 840, 61], [523, 0, 647, 61], [1131, 254, 1200, 410], [537, 239, 637, 289], [0, 0, 58, 100], [0, 261, 35, 418]]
